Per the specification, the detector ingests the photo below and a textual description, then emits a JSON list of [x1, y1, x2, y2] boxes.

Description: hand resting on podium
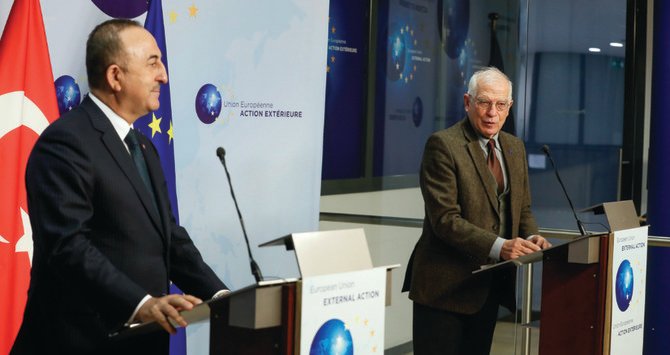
[[500, 235, 552, 260], [133, 294, 203, 334]]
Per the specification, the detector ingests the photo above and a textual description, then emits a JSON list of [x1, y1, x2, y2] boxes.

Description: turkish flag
[[0, 0, 58, 352]]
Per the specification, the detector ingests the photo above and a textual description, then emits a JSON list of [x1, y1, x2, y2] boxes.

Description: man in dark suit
[[403, 67, 551, 355], [11, 19, 227, 354]]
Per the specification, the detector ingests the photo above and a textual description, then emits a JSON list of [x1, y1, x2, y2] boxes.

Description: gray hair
[[467, 67, 513, 100]]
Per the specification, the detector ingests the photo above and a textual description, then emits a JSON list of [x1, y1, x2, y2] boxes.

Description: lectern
[[260, 228, 397, 354], [207, 279, 297, 354], [211, 228, 395, 354], [539, 200, 647, 355], [109, 278, 298, 354], [113, 228, 395, 355], [474, 200, 647, 355]]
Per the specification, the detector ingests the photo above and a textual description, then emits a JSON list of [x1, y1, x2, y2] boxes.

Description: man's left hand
[[528, 235, 552, 249]]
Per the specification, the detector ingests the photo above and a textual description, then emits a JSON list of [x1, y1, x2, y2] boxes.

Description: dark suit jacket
[[403, 118, 538, 315], [11, 96, 226, 354]]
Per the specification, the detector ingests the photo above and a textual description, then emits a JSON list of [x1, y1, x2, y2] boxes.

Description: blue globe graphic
[[91, 0, 148, 18], [195, 84, 222, 124], [387, 28, 406, 81], [615, 259, 634, 311], [54, 75, 81, 115], [309, 319, 354, 355], [412, 97, 423, 127]]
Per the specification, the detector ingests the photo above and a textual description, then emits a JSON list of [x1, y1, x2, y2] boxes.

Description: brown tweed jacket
[[404, 118, 539, 314]]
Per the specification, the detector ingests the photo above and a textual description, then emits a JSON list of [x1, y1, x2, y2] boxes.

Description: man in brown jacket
[[403, 67, 551, 355]]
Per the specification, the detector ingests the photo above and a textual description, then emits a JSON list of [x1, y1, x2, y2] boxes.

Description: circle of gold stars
[[397, 24, 418, 84]]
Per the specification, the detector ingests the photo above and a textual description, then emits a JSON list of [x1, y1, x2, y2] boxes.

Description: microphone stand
[[217, 147, 264, 283], [542, 145, 588, 236]]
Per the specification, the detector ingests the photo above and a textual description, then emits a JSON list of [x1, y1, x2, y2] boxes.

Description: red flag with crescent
[[0, 0, 58, 352]]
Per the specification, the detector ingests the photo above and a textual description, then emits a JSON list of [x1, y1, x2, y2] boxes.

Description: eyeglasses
[[473, 97, 512, 111]]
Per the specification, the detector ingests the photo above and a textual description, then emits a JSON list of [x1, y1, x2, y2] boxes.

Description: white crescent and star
[[0, 91, 51, 266]]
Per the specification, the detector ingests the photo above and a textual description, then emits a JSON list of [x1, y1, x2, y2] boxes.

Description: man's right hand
[[500, 237, 541, 261], [134, 294, 203, 334]]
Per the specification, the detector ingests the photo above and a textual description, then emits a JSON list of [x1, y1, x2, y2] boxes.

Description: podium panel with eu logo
[[475, 200, 647, 355]]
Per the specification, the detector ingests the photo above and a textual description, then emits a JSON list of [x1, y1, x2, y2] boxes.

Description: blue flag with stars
[[136, 1, 186, 354], [137, 0, 179, 219]]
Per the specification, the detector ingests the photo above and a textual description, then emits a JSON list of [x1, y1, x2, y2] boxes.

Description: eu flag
[[136, 0, 179, 220], [135, 1, 186, 354]]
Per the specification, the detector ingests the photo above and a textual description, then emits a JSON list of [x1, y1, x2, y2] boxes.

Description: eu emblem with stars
[[615, 259, 634, 312], [195, 84, 222, 124], [54, 75, 81, 114], [310, 319, 354, 355]]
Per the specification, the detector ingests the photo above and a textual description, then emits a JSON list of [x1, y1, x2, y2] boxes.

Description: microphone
[[541, 145, 588, 236], [216, 147, 264, 283]]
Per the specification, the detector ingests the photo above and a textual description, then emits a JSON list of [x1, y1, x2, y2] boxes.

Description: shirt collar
[[88, 92, 132, 142], [478, 132, 501, 151]]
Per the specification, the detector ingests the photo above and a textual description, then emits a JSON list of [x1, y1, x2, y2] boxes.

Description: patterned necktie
[[125, 129, 158, 211], [487, 139, 504, 194]]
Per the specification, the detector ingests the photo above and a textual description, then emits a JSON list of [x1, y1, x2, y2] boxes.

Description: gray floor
[[395, 321, 540, 355], [490, 321, 539, 355]]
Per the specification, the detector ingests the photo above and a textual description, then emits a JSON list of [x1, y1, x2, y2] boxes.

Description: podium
[[112, 228, 394, 354], [475, 200, 647, 355], [109, 278, 299, 354], [211, 228, 395, 354], [260, 228, 396, 354], [540, 200, 647, 355]]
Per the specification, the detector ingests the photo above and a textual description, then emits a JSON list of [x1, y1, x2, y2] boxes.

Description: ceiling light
[[609, 42, 624, 48], [588, 47, 601, 53]]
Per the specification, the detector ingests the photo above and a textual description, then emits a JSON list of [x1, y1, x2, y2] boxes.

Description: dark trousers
[[11, 330, 168, 355], [412, 291, 501, 355]]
